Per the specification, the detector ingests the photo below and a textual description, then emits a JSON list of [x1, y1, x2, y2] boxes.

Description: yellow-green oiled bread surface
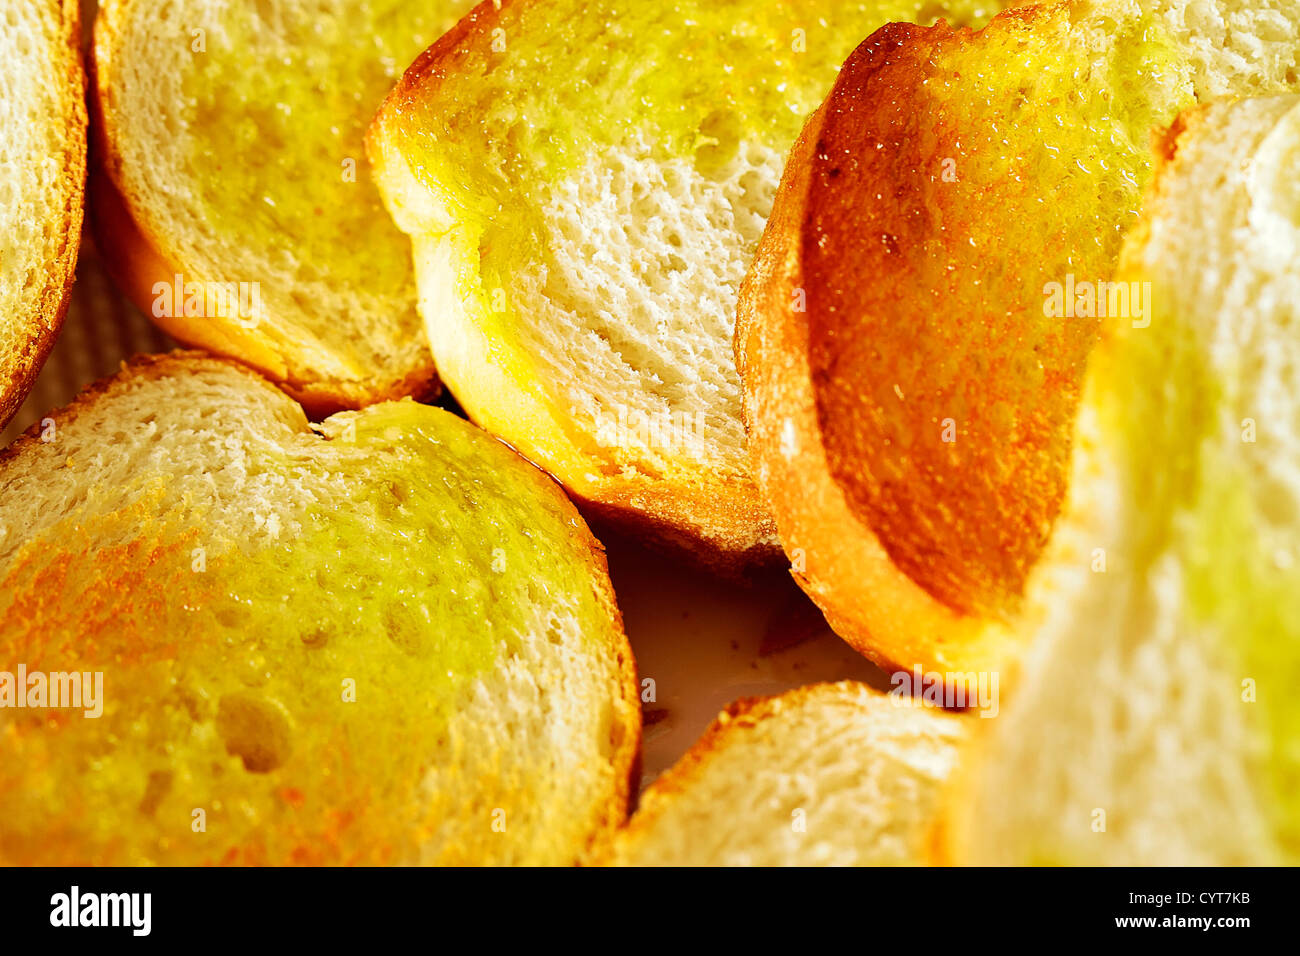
[[0, 352, 639, 865], [92, 0, 478, 411], [941, 94, 1300, 865], [368, 0, 1020, 571]]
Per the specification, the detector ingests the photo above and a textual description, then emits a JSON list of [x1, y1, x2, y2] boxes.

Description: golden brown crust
[[369, 0, 782, 577], [563, 479, 780, 584], [88, 0, 440, 417], [736, 8, 1102, 675], [385, 0, 510, 99], [0, 0, 87, 430], [736, 63, 1011, 675], [802, 17, 1066, 620]]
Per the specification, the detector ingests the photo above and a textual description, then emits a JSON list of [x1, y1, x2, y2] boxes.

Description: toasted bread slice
[[736, 0, 1300, 674], [0, 0, 86, 429], [939, 95, 1300, 865], [368, 0, 1020, 572], [90, 0, 478, 412], [595, 682, 963, 866], [0, 352, 639, 865]]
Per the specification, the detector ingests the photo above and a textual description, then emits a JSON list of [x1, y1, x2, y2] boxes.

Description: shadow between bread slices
[[737, 2, 1261, 676]]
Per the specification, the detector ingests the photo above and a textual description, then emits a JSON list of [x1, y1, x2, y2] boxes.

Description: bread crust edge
[[734, 23, 1015, 677], [1, 0, 88, 430]]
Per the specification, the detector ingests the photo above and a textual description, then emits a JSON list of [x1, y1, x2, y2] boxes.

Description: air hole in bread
[[217, 691, 294, 773]]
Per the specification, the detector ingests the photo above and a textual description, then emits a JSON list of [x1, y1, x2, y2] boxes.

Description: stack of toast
[[1, 0, 1297, 865]]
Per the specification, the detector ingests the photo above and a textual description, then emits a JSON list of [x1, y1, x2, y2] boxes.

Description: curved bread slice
[[940, 95, 1300, 865], [0, 353, 639, 865], [597, 682, 963, 866], [91, 0, 477, 412], [736, 0, 1300, 675], [367, 0, 1020, 572], [0, 0, 86, 428]]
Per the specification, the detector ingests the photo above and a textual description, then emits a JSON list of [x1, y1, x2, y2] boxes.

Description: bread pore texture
[[0, 353, 639, 865], [0, 0, 86, 429], [735, 0, 1300, 677], [597, 682, 965, 866], [940, 94, 1300, 865], [91, 0, 479, 411], [368, 0, 1021, 571]]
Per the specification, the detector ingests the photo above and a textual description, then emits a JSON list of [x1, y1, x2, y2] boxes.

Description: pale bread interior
[[516, 133, 785, 480], [1145, 0, 1300, 96]]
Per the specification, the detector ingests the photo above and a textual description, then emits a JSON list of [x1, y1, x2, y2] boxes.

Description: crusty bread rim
[[0, 349, 643, 863], [1, 0, 87, 430], [590, 679, 953, 866], [734, 32, 1015, 676], [366, 0, 782, 576], [88, 1, 440, 416], [586, 685, 806, 866]]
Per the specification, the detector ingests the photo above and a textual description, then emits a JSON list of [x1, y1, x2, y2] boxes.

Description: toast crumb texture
[[0, 352, 640, 865]]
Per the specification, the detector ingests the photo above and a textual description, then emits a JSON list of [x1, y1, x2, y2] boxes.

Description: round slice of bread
[[90, 0, 478, 413], [938, 94, 1300, 865], [595, 681, 964, 866], [0, 0, 86, 429], [0, 352, 639, 865], [367, 0, 1021, 574], [735, 0, 1300, 676]]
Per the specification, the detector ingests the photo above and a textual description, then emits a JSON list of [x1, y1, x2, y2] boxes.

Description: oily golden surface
[[806, 8, 1188, 619], [0, 353, 638, 865], [91, 0, 475, 409], [369, 0, 1015, 571]]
